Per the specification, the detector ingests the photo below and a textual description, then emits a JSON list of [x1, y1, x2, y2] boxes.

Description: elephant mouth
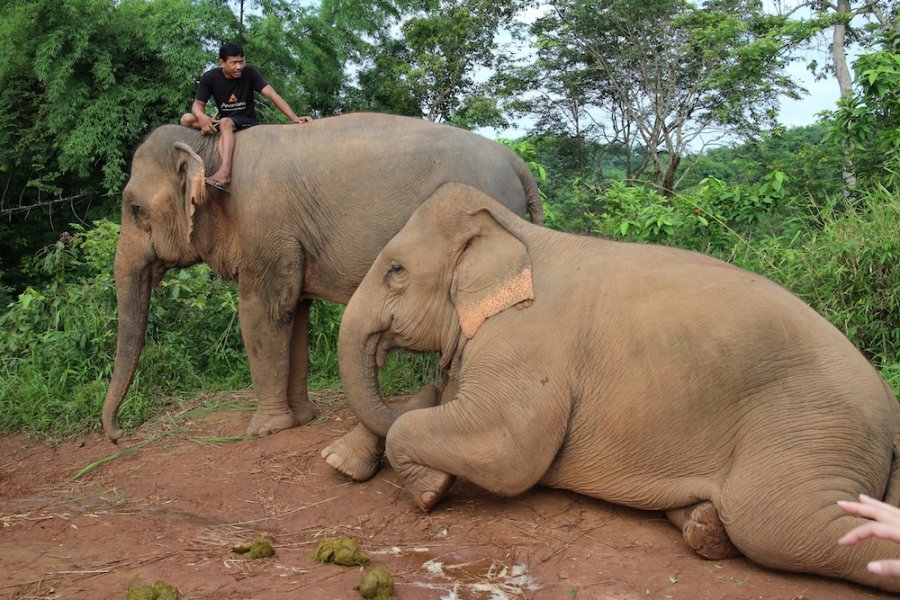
[[373, 330, 395, 369]]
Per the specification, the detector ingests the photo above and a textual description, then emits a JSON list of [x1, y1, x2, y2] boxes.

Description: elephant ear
[[451, 210, 534, 339], [172, 142, 206, 242]]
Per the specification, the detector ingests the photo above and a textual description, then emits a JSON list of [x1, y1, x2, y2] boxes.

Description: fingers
[[869, 560, 900, 577], [199, 119, 217, 135], [860, 494, 900, 520], [839, 494, 900, 527], [839, 495, 900, 578], [839, 521, 900, 546]]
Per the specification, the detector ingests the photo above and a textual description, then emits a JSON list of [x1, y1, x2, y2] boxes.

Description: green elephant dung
[[313, 537, 370, 566], [231, 536, 275, 559], [356, 566, 395, 599], [123, 580, 179, 600]]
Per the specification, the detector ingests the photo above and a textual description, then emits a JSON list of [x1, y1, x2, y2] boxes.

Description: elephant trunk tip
[[102, 413, 124, 444]]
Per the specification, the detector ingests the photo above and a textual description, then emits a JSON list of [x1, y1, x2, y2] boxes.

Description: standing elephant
[[333, 182, 900, 592], [101, 114, 543, 441]]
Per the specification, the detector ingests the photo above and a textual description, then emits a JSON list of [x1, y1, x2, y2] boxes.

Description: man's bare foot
[[205, 177, 229, 192]]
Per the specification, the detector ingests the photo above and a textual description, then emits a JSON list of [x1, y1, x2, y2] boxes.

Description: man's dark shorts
[[214, 115, 258, 131]]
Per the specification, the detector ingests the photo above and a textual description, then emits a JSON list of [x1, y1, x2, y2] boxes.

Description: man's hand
[[198, 114, 219, 135], [260, 85, 312, 125]]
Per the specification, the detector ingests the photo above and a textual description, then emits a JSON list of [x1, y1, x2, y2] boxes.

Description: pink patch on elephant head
[[457, 265, 534, 339]]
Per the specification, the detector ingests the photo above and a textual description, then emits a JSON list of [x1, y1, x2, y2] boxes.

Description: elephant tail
[[527, 182, 545, 227], [880, 378, 900, 506], [513, 157, 545, 227]]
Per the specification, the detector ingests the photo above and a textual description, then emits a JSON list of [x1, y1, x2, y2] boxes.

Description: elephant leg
[[718, 449, 900, 593], [385, 387, 567, 511], [323, 385, 441, 481], [286, 299, 316, 426], [239, 286, 297, 437], [665, 502, 740, 560], [321, 423, 385, 482]]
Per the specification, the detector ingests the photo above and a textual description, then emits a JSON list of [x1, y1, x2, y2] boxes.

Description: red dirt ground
[[1, 390, 895, 600]]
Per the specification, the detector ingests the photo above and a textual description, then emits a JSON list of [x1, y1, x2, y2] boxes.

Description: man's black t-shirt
[[195, 66, 268, 121]]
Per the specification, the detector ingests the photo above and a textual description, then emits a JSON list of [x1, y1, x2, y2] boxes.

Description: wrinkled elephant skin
[[101, 114, 543, 441], [334, 182, 900, 593]]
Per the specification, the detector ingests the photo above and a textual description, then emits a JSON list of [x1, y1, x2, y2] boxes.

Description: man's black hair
[[219, 42, 245, 61]]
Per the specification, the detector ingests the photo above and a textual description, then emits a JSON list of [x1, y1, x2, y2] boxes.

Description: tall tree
[[515, 0, 806, 195], [830, 28, 900, 189], [355, 0, 521, 128], [239, 0, 426, 117], [777, 0, 899, 190], [0, 0, 232, 290], [780, 0, 899, 98], [0, 0, 232, 206]]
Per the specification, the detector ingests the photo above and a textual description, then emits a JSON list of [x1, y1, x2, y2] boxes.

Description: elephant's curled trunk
[[101, 258, 155, 442], [338, 309, 408, 438]]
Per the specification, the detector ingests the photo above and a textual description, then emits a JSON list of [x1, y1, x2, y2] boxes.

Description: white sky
[[778, 56, 843, 128]]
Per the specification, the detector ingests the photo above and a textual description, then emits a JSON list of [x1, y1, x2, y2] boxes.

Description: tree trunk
[[833, 0, 854, 98], [660, 153, 680, 197], [833, 0, 857, 191]]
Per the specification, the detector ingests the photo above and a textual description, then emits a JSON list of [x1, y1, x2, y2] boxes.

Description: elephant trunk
[[338, 297, 405, 438], [101, 242, 157, 442]]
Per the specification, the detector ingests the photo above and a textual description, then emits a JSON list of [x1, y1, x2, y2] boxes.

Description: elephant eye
[[384, 262, 407, 290], [129, 203, 151, 232]]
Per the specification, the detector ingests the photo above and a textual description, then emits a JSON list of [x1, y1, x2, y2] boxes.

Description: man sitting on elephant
[[180, 42, 313, 191]]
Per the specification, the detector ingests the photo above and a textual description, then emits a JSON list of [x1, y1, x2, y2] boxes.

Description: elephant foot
[[321, 423, 385, 482], [679, 501, 741, 560], [288, 398, 316, 426], [246, 410, 297, 437], [402, 465, 456, 512]]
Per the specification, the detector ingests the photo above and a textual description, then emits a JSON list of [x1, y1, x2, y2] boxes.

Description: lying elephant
[[331, 182, 900, 592], [101, 114, 543, 441]]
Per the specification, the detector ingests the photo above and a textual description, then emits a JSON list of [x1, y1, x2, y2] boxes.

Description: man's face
[[219, 55, 245, 79]]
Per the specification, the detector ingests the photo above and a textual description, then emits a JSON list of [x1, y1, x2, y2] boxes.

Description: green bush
[[2, 222, 118, 433], [736, 190, 899, 378], [828, 29, 900, 191], [588, 181, 718, 249], [0, 220, 247, 435]]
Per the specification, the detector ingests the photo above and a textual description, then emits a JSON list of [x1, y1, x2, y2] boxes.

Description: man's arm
[[260, 85, 313, 124], [190, 99, 218, 134]]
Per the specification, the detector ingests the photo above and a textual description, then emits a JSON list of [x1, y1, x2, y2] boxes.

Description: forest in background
[[0, 0, 897, 436]]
